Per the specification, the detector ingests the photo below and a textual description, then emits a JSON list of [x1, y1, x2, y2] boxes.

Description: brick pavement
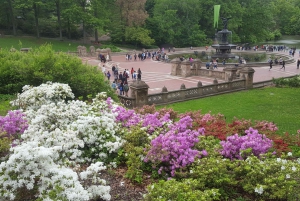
[[83, 48, 300, 95]]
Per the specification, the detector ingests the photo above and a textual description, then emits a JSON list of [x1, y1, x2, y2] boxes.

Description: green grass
[[0, 36, 103, 52], [160, 87, 300, 135], [0, 94, 15, 116]]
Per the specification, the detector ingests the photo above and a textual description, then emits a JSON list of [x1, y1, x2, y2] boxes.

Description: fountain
[[211, 17, 236, 58]]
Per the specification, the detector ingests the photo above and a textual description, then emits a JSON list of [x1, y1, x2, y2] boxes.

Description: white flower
[[281, 166, 286, 170], [276, 158, 281, 163], [292, 166, 297, 171], [286, 174, 290, 179], [190, 170, 193, 174], [287, 152, 293, 156], [254, 185, 264, 194]]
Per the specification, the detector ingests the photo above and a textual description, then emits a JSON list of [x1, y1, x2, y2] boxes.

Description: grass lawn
[[0, 35, 91, 52], [159, 87, 300, 135]]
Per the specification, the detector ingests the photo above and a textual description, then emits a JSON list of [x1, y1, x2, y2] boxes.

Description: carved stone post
[[180, 84, 186, 100], [223, 66, 238, 81], [96, 48, 101, 59], [161, 86, 168, 103], [239, 67, 255, 89], [213, 78, 218, 92], [77, 46, 82, 56], [197, 81, 203, 96], [170, 58, 181, 76], [181, 60, 191, 77], [193, 59, 202, 76], [130, 80, 149, 107], [89, 46, 95, 57]]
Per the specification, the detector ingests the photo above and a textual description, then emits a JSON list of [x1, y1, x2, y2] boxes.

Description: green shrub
[[273, 75, 300, 88], [0, 45, 118, 101], [0, 132, 11, 160], [122, 126, 150, 183], [100, 44, 121, 52], [144, 179, 220, 201]]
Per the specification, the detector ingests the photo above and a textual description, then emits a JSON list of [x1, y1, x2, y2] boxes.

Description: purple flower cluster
[[114, 106, 140, 127], [0, 110, 28, 137], [144, 116, 206, 176], [114, 106, 171, 133], [220, 127, 273, 160]]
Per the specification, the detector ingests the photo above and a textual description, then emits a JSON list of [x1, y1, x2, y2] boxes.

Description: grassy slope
[[0, 36, 98, 52], [160, 87, 300, 135]]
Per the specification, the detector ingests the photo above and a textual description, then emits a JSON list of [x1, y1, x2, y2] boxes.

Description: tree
[[150, 0, 206, 47], [125, 27, 155, 47]]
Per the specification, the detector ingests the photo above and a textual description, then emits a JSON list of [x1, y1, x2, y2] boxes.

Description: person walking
[[297, 59, 300, 69], [268, 58, 273, 70], [280, 60, 285, 70]]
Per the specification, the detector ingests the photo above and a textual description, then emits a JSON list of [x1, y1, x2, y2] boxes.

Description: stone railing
[[147, 79, 246, 106], [119, 67, 255, 108], [118, 96, 136, 108]]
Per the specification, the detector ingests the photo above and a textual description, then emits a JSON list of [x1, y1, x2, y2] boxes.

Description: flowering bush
[[10, 82, 75, 110], [0, 110, 28, 138], [114, 106, 172, 135], [237, 155, 300, 200], [220, 128, 273, 160], [0, 141, 111, 201], [144, 116, 207, 176], [0, 83, 123, 200]]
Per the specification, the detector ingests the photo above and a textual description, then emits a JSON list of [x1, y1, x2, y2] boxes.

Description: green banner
[[214, 5, 221, 28]]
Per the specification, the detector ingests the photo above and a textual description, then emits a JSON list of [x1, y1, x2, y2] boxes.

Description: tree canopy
[[0, 0, 299, 47]]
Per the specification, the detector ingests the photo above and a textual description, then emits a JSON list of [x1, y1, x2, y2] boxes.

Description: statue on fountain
[[221, 17, 231, 30]]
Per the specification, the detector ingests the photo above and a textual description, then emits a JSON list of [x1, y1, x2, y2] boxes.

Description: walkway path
[[83, 48, 300, 95]]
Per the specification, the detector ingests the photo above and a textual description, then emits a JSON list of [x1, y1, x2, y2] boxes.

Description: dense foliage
[[1, 82, 300, 200], [0, 45, 117, 100], [273, 75, 300, 88], [1, 0, 299, 47]]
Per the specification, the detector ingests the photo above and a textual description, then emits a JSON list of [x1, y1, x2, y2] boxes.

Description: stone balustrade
[[119, 67, 255, 108]]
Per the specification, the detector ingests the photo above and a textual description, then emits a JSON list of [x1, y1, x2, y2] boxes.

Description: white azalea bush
[[0, 82, 123, 200], [10, 81, 75, 110]]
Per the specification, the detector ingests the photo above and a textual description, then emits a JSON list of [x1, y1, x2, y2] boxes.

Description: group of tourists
[[110, 65, 142, 96]]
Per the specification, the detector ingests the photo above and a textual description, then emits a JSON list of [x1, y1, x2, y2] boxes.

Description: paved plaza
[[84, 48, 300, 95]]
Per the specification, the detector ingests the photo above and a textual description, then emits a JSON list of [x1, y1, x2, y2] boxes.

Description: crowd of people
[[107, 65, 142, 96]]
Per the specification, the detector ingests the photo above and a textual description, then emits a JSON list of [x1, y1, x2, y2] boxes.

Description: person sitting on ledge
[[206, 62, 210, 69]]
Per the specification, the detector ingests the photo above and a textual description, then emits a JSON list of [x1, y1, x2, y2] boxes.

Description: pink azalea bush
[[0, 110, 28, 138], [144, 116, 207, 176], [220, 127, 273, 160]]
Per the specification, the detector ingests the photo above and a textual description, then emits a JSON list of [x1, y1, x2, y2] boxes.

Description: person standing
[[111, 81, 117, 93], [137, 72, 142, 80], [107, 71, 111, 80], [118, 72, 123, 82], [131, 67, 134, 79], [102, 65, 106, 75], [138, 68, 142, 75], [280, 60, 285, 70], [123, 82, 129, 97], [119, 82, 124, 95], [297, 59, 300, 69]]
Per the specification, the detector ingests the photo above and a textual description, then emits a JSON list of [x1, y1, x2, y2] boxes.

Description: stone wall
[[118, 67, 255, 108]]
